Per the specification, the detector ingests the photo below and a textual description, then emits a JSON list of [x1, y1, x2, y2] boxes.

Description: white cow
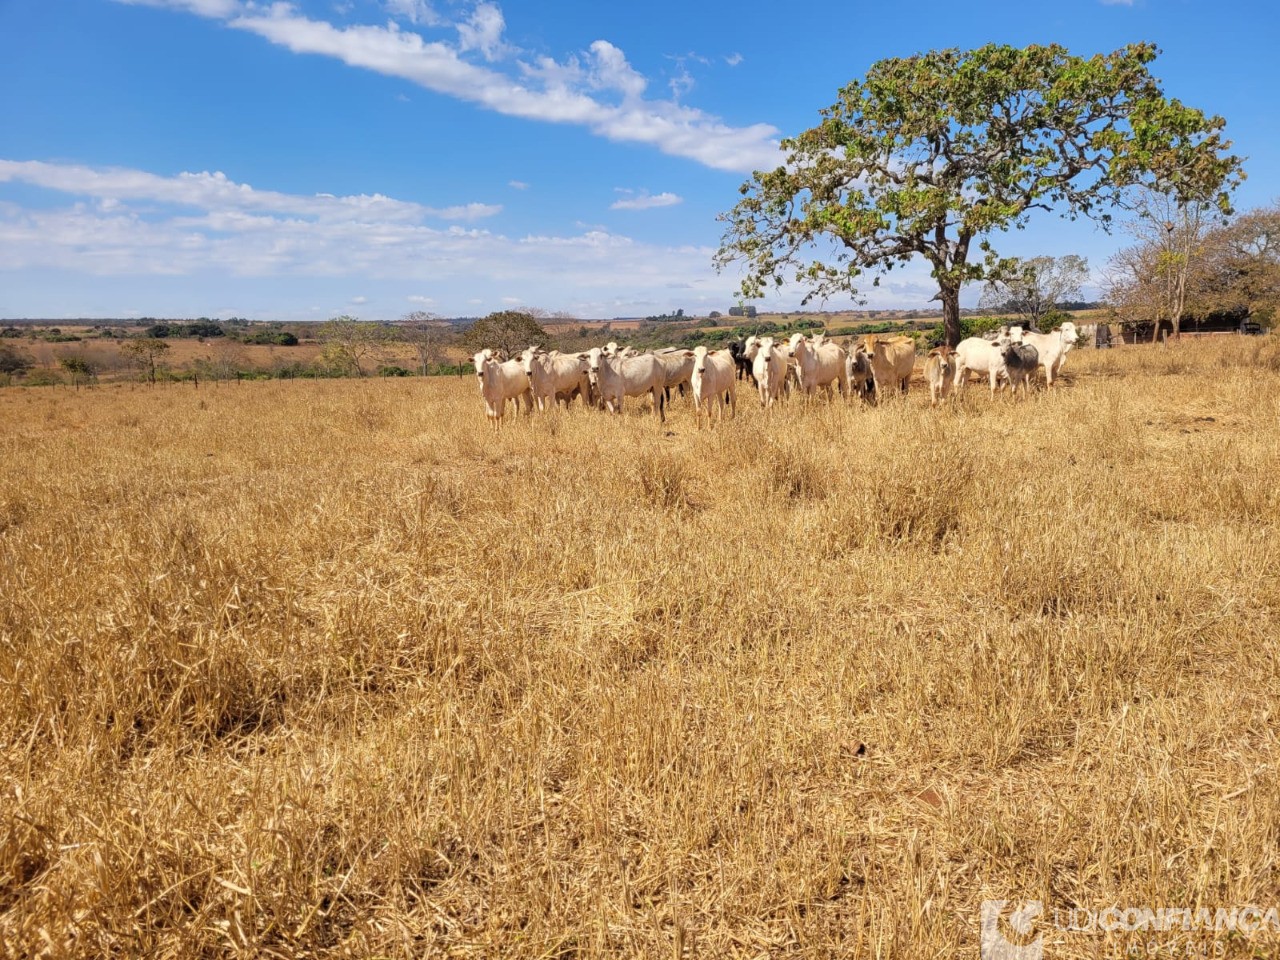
[[952, 336, 1014, 398], [1018, 321, 1079, 387], [580, 347, 667, 421], [655, 348, 696, 401], [474, 352, 533, 427], [751, 336, 788, 408], [787, 333, 849, 401], [687, 346, 736, 427], [603, 341, 638, 360], [520, 347, 590, 411]]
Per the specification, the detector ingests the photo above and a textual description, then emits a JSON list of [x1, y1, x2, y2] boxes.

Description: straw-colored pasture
[[3, 338, 1280, 958]]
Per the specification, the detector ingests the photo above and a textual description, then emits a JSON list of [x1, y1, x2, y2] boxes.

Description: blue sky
[[0, 0, 1275, 321]]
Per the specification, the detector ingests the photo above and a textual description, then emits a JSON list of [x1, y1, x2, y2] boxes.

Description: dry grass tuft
[[3, 339, 1280, 958]]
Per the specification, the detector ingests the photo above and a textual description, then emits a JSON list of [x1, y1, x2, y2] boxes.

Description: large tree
[[1193, 202, 1280, 327], [317, 315, 391, 377], [463, 311, 549, 359], [716, 43, 1243, 345]]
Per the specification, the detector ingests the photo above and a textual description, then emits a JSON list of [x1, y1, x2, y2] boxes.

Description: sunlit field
[[3, 337, 1280, 958]]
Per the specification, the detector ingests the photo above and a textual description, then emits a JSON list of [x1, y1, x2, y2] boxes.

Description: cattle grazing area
[[4, 338, 1280, 958]]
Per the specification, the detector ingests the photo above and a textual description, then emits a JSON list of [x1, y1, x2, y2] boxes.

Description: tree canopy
[[463, 311, 549, 359], [977, 254, 1089, 328], [716, 42, 1244, 345]]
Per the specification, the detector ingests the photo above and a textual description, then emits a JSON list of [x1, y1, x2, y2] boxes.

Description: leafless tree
[[977, 255, 1090, 329]]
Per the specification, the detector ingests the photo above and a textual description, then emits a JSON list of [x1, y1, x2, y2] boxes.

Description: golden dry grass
[[3, 338, 1280, 958]]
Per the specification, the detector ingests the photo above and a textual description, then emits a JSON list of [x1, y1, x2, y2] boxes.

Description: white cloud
[[507, 180, 528, 190], [668, 63, 694, 100], [586, 40, 646, 100], [456, 2, 510, 61], [0, 159, 739, 316], [349, 294, 368, 303], [385, 0, 442, 26], [610, 190, 682, 211], [0, 159, 501, 222], [115, 0, 782, 173], [724, 52, 743, 66]]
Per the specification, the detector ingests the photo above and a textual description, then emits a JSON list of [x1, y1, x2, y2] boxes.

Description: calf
[[728, 338, 756, 383], [846, 346, 874, 402], [923, 346, 955, 406], [1001, 342, 1040, 397]]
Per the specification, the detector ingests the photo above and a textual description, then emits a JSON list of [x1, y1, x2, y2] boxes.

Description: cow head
[[786, 332, 808, 358], [690, 345, 709, 379], [472, 349, 493, 382], [519, 346, 540, 377], [581, 347, 606, 387], [1059, 321, 1079, 345]]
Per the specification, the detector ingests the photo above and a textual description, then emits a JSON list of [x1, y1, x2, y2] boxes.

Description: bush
[[378, 365, 413, 377], [186, 321, 225, 339], [0, 345, 29, 375]]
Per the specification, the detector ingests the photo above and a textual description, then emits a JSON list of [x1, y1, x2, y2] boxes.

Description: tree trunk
[[939, 283, 963, 347]]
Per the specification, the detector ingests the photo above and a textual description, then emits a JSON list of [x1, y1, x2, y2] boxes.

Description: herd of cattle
[[471, 322, 1080, 427]]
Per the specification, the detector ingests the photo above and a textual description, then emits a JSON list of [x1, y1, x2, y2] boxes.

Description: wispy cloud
[[112, 0, 782, 173], [724, 52, 743, 66], [611, 189, 682, 211], [0, 159, 501, 222], [384, 0, 442, 26], [455, 1, 511, 61], [508, 180, 529, 190]]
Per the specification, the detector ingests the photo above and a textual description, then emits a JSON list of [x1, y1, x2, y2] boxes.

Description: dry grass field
[[4, 338, 1280, 958]]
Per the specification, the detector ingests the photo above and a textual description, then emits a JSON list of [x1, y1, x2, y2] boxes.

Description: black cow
[[728, 338, 756, 385]]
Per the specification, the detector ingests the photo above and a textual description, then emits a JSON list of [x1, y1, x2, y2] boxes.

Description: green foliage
[[186, 321, 225, 339], [924, 315, 1006, 347], [463, 311, 549, 358], [378, 365, 412, 377], [717, 42, 1245, 345], [241, 329, 299, 346], [58, 356, 96, 385]]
